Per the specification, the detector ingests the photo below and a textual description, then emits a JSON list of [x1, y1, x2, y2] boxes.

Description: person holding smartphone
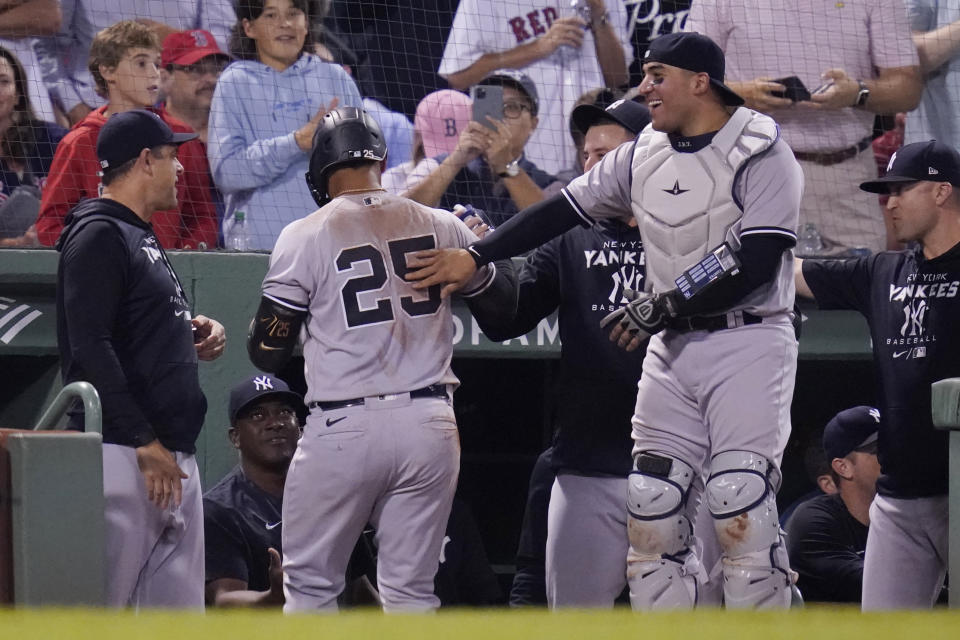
[[688, 2, 922, 256], [402, 70, 563, 226]]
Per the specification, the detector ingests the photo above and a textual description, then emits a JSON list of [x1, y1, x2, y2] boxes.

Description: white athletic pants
[[546, 474, 628, 608], [862, 494, 947, 610], [101, 444, 204, 609], [282, 395, 459, 613]]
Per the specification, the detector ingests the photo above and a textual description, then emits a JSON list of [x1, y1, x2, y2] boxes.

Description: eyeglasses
[[503, 101, 532, 119], [169, 60, 228, 77]]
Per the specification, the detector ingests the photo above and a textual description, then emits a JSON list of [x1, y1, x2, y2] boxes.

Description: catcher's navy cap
[[229, 374, 303, 424], [642, 32, 745, 107], [572, 98, 651, 136], [860, 140, 960, 194], [481, 70, 539, 116], [96, 109, 196, 176], [823, 406, 880, 460]]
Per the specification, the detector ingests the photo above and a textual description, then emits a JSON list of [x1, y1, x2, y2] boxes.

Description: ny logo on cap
[[887, 152, 897, 172], [190, 30, 209, 47], [869, 408, 880, 422], [607, 99, 625, 111], [254, 375, 274, 391]]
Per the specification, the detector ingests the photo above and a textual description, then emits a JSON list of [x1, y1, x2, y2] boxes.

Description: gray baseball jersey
[[261, 191, 494, 612], [263, 192, 494, 403], [563, 108, 801, 316]]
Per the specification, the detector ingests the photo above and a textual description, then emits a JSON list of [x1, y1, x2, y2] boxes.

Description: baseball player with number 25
[[247, 107, 513, 612], [408, 32, 803, 609]]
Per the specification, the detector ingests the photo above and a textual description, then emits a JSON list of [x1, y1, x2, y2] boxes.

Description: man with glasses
[[160, 29, 232, 145], [403, 70, 563, 225]]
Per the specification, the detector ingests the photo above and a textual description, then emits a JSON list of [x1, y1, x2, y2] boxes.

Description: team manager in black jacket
[[55, 110, 226, 608]]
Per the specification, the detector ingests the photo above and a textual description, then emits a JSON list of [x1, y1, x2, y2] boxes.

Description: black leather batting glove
[[600, 289, 679, 343]]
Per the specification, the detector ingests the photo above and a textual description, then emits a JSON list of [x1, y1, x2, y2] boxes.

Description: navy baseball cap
[[481, 70, 539, 116], [229, 374, 303, 424], [860, 140, 960, 194], [572, 98, 651, 136], [96, 109, 196, 175], [642, 32, 745, 107], [823, 406, 881, 460]]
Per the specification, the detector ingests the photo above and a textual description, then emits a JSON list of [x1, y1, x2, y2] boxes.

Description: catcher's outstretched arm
[[248, 295, 306, 373]]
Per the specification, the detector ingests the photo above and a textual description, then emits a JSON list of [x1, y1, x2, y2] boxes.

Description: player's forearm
[[913, 22, 960, 75], [464, 259, 527, 340], [444, 42, 547, 90], [0, 0, 61, 36], [671, 235, 793, 317], [402, 156, 465, 207], [470, 193, 583, 264], [861, 66, 922, 114], [591, 21, 628, 88]]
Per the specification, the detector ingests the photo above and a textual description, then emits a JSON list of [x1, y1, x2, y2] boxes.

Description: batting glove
[[600, 289, 679, 342]]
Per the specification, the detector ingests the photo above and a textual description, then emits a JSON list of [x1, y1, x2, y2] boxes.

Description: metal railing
[[32, 381, 101, 434]]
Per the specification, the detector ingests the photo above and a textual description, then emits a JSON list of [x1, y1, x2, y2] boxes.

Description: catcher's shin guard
[[706, 450, 794, 609], [625, 452, 700, 609]]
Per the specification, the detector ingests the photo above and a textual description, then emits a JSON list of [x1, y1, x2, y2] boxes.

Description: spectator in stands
[[382, 89, 472, 195], [160, 29, 231, 145], [785, 406, 880, 603], [0, 0, 62, 123], [32, 0, 236, 126], [207, 0, 361, 250], [404, 71, 562, 226], [439, 0, 631, 175], [160, 29, 231, 244], [0, 45, 66, 247], [905, 2, 960, 150], [689, 1, 922, 255], [35, 20, 219, 250]]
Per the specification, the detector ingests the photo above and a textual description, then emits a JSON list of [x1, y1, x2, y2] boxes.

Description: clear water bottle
[[226, 210, 251, 251], [554, 0, 589, 64], [796, 222, 824, 257]]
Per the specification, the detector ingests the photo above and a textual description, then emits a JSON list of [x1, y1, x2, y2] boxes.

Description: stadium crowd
[[3, 0, 958, 613]]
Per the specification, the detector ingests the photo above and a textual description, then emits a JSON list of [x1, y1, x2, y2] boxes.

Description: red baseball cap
[[161, 29, 231, 67]]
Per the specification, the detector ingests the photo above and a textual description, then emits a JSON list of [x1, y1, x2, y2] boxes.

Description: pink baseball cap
[[415, 90, 473, 159], [162, 29, 231, 67]]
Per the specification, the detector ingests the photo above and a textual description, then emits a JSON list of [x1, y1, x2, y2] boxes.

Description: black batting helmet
[[305, 106, 388, 207]]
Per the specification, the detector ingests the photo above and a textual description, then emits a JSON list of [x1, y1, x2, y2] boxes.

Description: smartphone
[[471, 84, 503, 130], [771, 76, 811, 102]]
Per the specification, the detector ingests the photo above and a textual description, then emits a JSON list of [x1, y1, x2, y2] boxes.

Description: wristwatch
[[855, 80, 870, 107], [497, 158, 521, 178]]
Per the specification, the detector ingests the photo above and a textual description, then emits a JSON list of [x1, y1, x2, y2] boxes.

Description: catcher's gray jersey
[[562, 108, 802, 317], [262, 192, 493, 403]]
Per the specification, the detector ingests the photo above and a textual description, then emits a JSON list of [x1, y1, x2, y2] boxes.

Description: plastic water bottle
[[226, 210, 251, 251], [796, 223, 824, 257], [554, 0, 589, 64]]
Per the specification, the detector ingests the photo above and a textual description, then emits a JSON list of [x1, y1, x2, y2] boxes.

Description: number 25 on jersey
[[337, 235, 442, 328]]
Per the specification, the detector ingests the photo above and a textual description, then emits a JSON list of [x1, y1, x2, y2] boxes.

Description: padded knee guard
[[625, 452, 699, 610], [706, 450, 794, 609]]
